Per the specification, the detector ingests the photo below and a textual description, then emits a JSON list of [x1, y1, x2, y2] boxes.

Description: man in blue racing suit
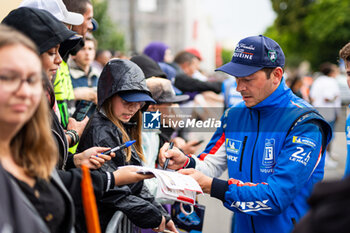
[[158, 35, 332, 233]]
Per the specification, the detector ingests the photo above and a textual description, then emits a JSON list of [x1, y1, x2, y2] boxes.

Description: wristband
[[183, 157, 190, 168], [66, 129, 79, 146], [106, 172, 112, 192], [179, 154, 192, 170]]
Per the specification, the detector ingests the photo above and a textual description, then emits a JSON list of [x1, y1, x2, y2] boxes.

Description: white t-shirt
[[310, 75, 341, 122]]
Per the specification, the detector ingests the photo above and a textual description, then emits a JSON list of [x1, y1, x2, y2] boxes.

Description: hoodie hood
[[143, 41, 169, 62], [97, 59, 154, 110], [2, 7, 79, 55]]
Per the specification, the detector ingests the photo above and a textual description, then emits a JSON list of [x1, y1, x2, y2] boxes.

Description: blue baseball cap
[[119, 91, 156, 104], [216, 35, 285, 77], [91, 18, 98, 31]]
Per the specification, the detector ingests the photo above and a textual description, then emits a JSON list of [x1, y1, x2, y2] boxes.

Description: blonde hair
[[103, 98, 145, 162], [0, 25, 58, 180]]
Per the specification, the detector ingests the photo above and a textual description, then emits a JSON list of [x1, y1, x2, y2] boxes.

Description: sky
[[201, 0, 276, 47]]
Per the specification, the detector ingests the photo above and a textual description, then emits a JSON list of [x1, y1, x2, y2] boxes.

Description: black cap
[[2, 7, 77, 54], [130, 54, 167, 79]]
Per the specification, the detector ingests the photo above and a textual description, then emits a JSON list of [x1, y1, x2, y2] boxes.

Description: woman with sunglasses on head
[[78, 59, 178, 233]]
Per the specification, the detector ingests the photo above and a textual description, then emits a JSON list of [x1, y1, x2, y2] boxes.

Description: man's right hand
[[158, 142, 188, 170]]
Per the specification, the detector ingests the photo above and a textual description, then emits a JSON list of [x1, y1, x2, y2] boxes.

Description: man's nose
[[236, 79, 245, 92]]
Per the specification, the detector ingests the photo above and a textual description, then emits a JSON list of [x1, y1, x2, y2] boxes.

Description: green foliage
[[91, 0, 125, 52], [266, 0, 350, 71], [221, 48, 234, 65]]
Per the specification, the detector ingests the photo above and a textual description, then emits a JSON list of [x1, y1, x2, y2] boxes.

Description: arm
[[158, 113, 228, 177], [174, 73, 222, 93], [210, 122, 325, 216], [73, 87, 97, 104]]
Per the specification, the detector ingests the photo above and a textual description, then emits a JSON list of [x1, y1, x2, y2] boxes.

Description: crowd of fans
[[1, 0, 350, 233]]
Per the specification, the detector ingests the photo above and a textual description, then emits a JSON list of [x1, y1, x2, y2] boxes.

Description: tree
[[91, 0, 125, 52], [221, 48, 233, 66], [303, 0, 350, 69], [265, 0, 314, 68], [265, 0, 350, 71]]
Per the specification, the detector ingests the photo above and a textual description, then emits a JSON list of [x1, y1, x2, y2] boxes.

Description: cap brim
[[119, 92, 156, 104], [91, 18, 98, 31], [63, 12, 84, 26], [59, 35, 83, 58], [68, 34, 83, 41], [215, 62, 263, 78]]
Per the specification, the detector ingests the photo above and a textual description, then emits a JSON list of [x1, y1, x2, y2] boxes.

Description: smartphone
[[192, 139, 204, 146], [72, 100, 93, 121]]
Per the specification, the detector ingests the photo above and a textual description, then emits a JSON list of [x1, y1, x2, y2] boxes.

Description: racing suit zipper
[[250, 110, 260, 233], [239, 136, 248, 172]]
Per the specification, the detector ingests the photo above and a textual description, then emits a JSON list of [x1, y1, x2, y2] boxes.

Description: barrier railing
[[105, 211, 140, 233]]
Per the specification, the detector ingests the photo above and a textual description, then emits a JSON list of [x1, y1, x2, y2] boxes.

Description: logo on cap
[[268, 50, 277, 62], [143, 111, 161, 129]]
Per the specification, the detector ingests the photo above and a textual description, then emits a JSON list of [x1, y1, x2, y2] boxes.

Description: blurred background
[[1, 1, 350, 232], [2, 0, 350, 89]]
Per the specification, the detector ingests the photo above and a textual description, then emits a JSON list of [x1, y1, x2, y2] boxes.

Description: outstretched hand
[[113, 166, 154, 186], [74, 147, 115, 169], [153, 217, 178, 233]]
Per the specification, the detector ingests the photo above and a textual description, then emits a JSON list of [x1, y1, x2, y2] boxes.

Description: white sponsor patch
[[292, 136, 316, 149], [230, 199, 272, 212], [289, 147, 311, 166]]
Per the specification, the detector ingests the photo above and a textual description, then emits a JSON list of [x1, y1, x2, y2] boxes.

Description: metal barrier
[[105, 211, 140, 233]]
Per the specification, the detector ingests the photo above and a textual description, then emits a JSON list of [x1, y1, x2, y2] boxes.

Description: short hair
[[261, 67, 275, 79], [63, 0, 92, 14], [339, 42, 350, 65], [319, 62, 334, 76], [174, 51, 197, 65]]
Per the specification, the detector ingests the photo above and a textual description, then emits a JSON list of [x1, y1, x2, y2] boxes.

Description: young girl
[[78, 59, 177, 233]]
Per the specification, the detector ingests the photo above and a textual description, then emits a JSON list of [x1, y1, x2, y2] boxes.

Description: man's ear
[[272, 67, 283, 85]]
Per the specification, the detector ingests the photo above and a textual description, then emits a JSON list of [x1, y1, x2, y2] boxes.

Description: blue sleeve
[[344, 115, 350, 177], [220, 122, 324, 216]]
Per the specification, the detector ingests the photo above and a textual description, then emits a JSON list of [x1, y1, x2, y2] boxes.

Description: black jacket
[[292, 176, 350, 233], [78, 111, 169, 231], [51, 110, 114, 232], [0, 164, 50, 233], [174, 73, 222, 94], [2, 166, 75, 233]]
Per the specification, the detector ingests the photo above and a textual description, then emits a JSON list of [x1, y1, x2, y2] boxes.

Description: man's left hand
[[178, 168, 213, 194]]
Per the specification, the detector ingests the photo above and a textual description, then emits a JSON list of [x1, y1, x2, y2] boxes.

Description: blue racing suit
[[187, 80, 332, 233], [344, 105, 350, 177]]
